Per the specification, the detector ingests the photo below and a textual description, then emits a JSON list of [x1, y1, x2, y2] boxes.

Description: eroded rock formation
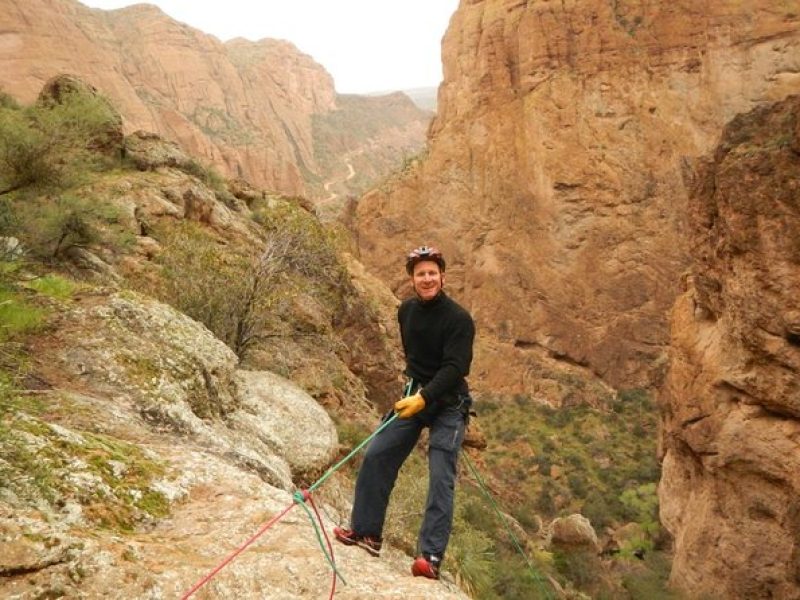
[[659, 95, 800, 599], [0, 0, 430, 199], [355, 0, 800, 393]]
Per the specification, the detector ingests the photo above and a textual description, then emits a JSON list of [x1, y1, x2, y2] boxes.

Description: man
[[334, 245, 475, 580]]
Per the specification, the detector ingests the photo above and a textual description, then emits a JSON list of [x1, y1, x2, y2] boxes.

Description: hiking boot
[[332, 526, 382, 557], [411, 555, 441, 580]]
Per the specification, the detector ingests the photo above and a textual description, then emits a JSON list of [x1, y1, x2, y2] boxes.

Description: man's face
[[411, 260, 444, 301]]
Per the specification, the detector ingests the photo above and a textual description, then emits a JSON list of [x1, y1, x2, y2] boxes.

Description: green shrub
[[619, 483, 659, 534], [0, 288, 46, 342], [0, 88, 119, 194], [622, 552, 681, 599], [130, 200, 349, 360], [132, 220, 253, 351], [447, 526, 496, 597], [253, 201, 345, 291], [179, 158, 233, 204], [0, 108, 61, 192], [0, 90, 20, 110], [5, 193, 129, 259], [553, 548, 603, 588], [491, 551, 554, 600], [26, 274, 78, 300], [333, 417, 371, 452]]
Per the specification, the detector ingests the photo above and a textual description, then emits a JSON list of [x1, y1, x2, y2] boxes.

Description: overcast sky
[[78, 1, 460, 94]]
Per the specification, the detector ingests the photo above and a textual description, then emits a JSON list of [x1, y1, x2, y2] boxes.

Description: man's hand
[[394, 392, 425, 418]]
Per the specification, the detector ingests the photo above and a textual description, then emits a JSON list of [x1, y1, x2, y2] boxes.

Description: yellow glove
[[394, 392, 426, 419]]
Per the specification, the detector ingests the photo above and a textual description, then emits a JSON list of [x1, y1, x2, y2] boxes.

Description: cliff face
[[354, 0, 800, 392], [0, 0, 429, 199], [659, 95, 800, 600]]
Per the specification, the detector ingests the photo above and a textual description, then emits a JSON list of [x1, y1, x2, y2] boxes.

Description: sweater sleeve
[[420, 310, 475, 405]]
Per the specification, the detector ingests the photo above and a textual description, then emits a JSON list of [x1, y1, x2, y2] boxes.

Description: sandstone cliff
[[354, 0, 800, 393], [659, 95, 800, 600], [0, 0, 430, 199]]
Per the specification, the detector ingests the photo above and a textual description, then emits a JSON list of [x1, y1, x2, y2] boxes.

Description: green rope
[[297, 411, 401, 587], [462, 452, 555, 600], [308, 412, 399, 492], [293, 491, 348, 586]]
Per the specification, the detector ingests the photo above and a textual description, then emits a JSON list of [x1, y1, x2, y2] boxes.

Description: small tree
[[231, 234, 295, 357]]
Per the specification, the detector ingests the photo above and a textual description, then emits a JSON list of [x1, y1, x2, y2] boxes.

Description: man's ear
[[441, 272, 446, 288]]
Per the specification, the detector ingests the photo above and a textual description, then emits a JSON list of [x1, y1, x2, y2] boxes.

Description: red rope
[[307, 492, 338, 600], [180, 502, 296, 599]]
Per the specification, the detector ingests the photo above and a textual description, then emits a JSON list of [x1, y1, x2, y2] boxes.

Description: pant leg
[[351, 413, 423, 537], [418, 405, 466, 559]]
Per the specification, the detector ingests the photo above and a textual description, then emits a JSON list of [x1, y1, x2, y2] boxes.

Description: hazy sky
[[78, 1, 460, 94]]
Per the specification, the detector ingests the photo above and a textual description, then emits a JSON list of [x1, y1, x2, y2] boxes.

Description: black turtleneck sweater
[[398, 291, 475, 408]]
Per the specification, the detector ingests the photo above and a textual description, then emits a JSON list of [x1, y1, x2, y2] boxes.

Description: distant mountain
[[365, 86, 438, 111]]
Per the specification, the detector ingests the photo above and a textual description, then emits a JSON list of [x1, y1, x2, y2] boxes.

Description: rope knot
[[293, 489, 311, 504]]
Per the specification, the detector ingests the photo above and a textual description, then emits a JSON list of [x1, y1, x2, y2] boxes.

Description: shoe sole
[[334, 532, 381, 557], [355, 539, 381, 557]]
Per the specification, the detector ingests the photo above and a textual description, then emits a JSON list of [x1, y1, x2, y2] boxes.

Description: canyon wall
[[355, 0, 800, 393], [659, 95, 800, 600]]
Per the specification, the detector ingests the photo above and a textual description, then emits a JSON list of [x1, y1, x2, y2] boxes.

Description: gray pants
[[351, 402, 467, 559]]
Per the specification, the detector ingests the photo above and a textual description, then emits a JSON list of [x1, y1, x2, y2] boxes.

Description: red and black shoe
[[332, 526, 382, 557], [411, 554, 441, 580]]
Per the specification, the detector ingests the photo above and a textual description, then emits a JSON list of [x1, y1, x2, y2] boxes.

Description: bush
[[132, 220, 253, 352], [622, 552, 681, 599], [26, 274, 78, 300], [447, 526, 496, 597], [131, 202, 347, 361], [0, 108, 62, 192], [553, 548, 604, 589], [179, 158, 233, 204], [0, 288, 46, 342], [253, 202, 345, 291], [0, 87, 119, 194], [619, 483, 659, 533], [333, 417, 371, 452], [492, 552, 555, 600], [4, 193, 129, 260], [0, 90, 20, 110]]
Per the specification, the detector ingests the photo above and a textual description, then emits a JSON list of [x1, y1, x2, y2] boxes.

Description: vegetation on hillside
[[455, 390, 674, 599], [0, 85, 120, 195], [0, 261, 171, 531]]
